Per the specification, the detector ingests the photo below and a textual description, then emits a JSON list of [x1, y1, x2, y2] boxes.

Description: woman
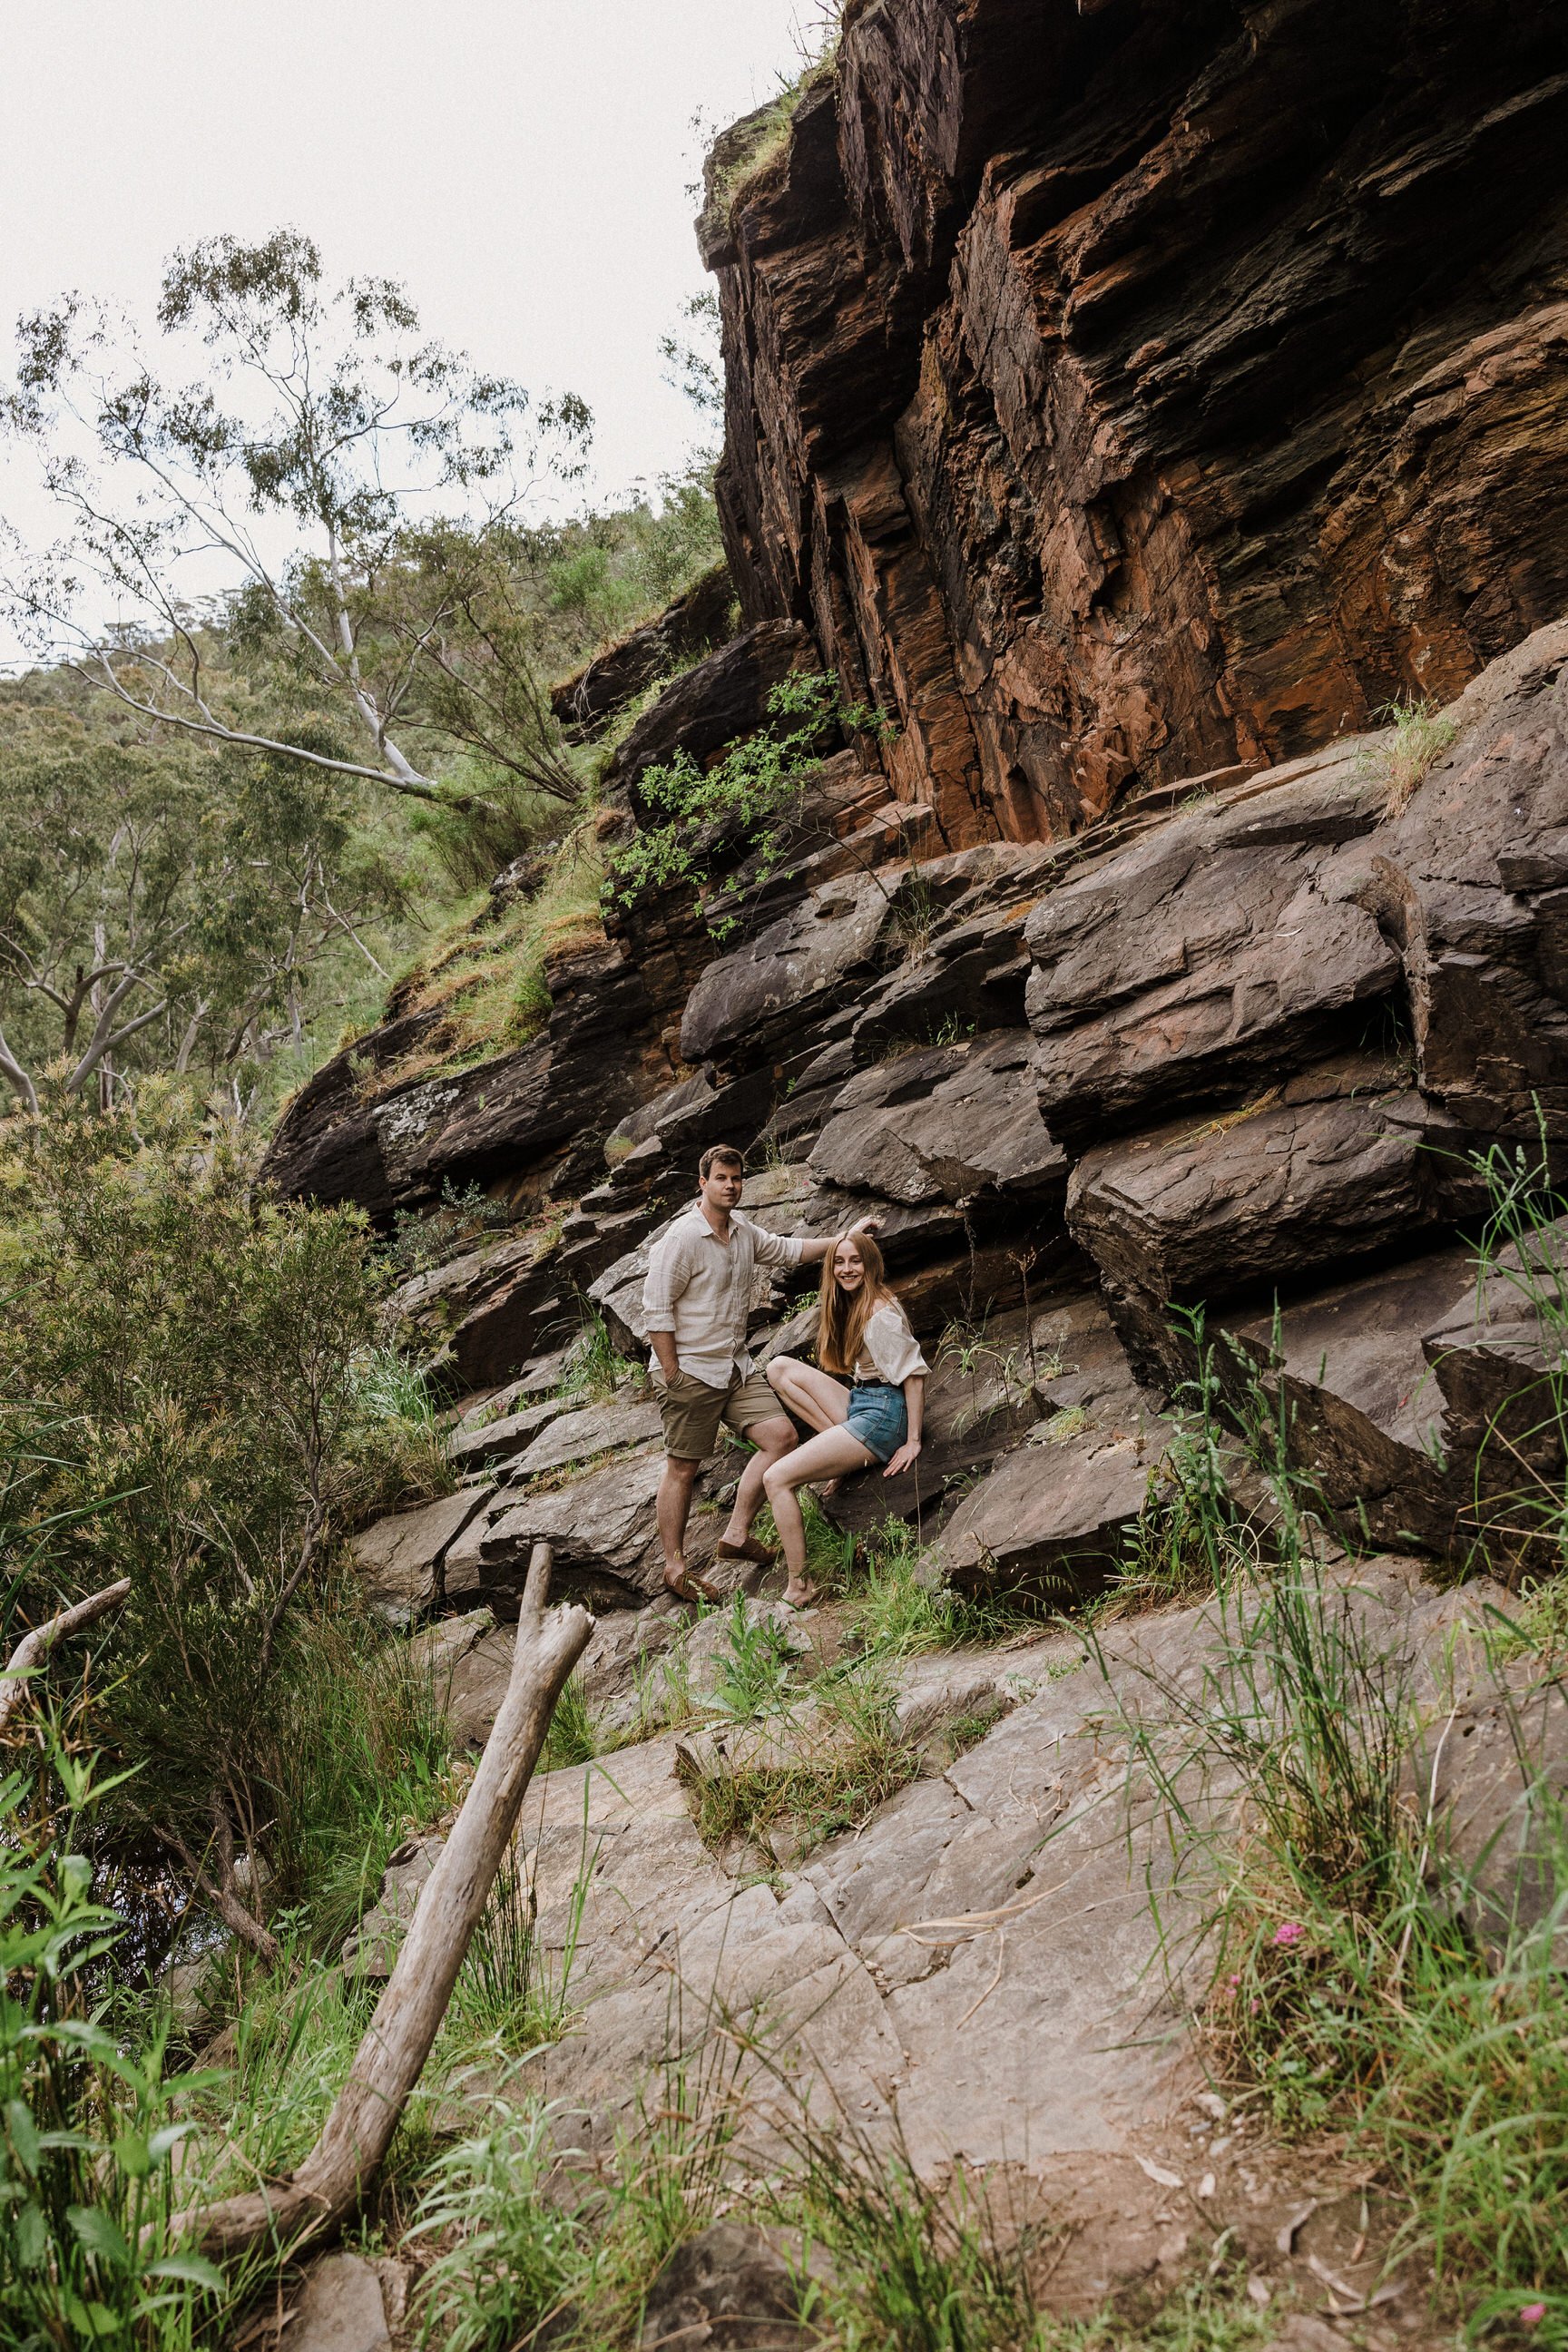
[[762, 1230, 926, 1607]]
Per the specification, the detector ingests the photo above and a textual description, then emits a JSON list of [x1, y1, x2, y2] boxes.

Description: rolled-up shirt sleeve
[[865, 1305, 928, 1385], [642, 1229, 686, 1332], [742, 1214, 805, 1273]]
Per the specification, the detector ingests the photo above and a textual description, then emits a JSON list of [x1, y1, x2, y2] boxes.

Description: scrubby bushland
[[0, 1083, 450, 1958]]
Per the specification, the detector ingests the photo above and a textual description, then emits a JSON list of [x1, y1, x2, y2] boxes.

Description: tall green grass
[[1097, 1279, 1568, 2335]]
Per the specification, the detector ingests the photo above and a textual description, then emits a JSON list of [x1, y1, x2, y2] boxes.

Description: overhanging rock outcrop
[[704, 0, 1568, 845]]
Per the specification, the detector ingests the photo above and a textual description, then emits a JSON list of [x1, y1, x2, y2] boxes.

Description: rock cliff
[[705, 0, 1568, 844], [259, 13, 1568, 2328]]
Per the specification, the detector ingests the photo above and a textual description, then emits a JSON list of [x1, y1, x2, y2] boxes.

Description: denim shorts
[[844, 1380, 907, 1464]]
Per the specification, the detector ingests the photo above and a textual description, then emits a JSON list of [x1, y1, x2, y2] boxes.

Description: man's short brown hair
[[699, 1143, 746, 1181]]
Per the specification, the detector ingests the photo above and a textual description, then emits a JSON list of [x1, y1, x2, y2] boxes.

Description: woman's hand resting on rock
[[883, 1437, 922, 1478]]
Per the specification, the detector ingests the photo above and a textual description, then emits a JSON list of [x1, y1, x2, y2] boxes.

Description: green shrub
[[0, 1084, 439, 1944], [604, 671, 893, 922], [0, 1729, 237, 2344]]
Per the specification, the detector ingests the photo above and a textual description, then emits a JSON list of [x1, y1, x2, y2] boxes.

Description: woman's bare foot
[[781, 1580, 819, 1610], [817, 1478, 841, 1500]]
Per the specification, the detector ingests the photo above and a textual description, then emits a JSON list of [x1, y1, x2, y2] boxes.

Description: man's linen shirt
[[642, 1204, 805, 1387]]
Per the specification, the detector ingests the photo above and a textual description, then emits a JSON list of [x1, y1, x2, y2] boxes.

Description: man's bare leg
[[720, 1413, 797, 1555], [657, 1455, 711, 1599]]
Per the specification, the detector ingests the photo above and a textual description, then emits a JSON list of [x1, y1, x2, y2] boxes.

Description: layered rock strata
[[703, 0, 1568, 844]]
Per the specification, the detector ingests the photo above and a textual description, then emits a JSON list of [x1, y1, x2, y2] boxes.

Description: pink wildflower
[[1520, 2305, 1547, 2328], [1272, 1921, 1306, 1948]]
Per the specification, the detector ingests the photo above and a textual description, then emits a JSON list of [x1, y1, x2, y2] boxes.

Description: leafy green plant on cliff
[[603, 670, 894, 924]]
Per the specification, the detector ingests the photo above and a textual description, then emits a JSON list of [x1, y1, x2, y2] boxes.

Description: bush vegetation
[[0, 1084, 450, 1958]]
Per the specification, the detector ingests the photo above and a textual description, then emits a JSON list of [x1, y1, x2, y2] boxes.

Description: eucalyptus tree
[[1, 230, 591, 820], [0, 692, 410, 1115]]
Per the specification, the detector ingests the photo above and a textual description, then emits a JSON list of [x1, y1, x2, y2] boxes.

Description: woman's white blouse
[[854, 1303, 929, 1386]]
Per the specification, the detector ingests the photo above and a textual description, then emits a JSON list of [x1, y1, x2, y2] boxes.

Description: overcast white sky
[[0, 0, 811, 633]]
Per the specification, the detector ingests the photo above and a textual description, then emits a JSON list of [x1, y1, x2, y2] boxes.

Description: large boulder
[[1374, 617, 1568, 1138], [680, 873, 892, 1068], [809, 1032, 1064, 1206], [348, 1487, 494, 1626], [1024, 746, 1398, 1147], [262, 939, 654, 1219], [1067, 1057, 1479, 1385]]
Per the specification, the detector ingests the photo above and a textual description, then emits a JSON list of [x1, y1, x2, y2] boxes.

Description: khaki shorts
[[655, 1366, 780, 1463]]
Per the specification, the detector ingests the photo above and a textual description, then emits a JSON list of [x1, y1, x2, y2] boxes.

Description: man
[[642, 1142, 874, 1602]]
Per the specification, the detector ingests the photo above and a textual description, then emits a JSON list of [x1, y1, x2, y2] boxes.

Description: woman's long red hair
[[816, 1230, 895, 1377]]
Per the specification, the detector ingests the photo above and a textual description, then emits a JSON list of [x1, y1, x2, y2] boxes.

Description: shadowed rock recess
[[260, 0, 1568, 2307]]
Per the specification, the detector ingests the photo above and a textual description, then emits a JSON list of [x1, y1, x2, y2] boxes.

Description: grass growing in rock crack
[[1096, 1308, 1259, 1620], [709, 1591, 802, 1720], [556, 1301, 640, 1406], [411, 2037, 749, 2351], [541, 1671, 600, 1768], [844, 1515, 1034, 1658], [688, 1659, 919, 1858], [1368, 694, 1458, 815]]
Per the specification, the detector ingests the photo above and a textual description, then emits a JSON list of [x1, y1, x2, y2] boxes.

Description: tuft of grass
[[1097, 1310, 1258, 1620], [266, 1601, 458, 1949], [540, 1672, 600, 1770], [845, 1516, 1033, 1658], [410, 2039, 747, 2352], [556, 1301, 640, 1406], [446, 1843, 591, 2059], [1369, 695, 1459, 816], [688, 1661, 918, 1857], [709, 1593, 801, 1720]]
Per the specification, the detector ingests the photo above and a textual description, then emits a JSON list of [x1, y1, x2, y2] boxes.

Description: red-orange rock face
[[706, 0, 1568, 848]]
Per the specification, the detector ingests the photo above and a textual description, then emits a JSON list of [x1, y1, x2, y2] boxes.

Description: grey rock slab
[[1067, 1061, 1477, 1385], [1419, 1214, 1568, 1564], [407, 1605, 495, 1694], [809, 1031, 1064, 1207], [1225, 1247, 1475, 1555], [504, 1396, 663, 1482], [478, 1447, 668, 1604], [341, 1833, 446, 1978], [285, 2254, 391, 2352], [1024, 740, 1397, 1145], [347, 1486, 493, 1626], [1374, 616, 1568, 1137], [936, 1419, 1168, 1600], [446, 1395, 568, 1472], [680, 875, 892, 1066], [437, 1622, 516, 1745]]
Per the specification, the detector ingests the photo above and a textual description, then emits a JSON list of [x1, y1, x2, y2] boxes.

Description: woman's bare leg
[[763, 1426, 874, 1604], [765, 1356, 851, 1435]]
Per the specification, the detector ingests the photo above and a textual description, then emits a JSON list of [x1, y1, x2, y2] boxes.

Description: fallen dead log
[[179, 1540, 593, 2262], [0, 1576, 132, 1735]]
